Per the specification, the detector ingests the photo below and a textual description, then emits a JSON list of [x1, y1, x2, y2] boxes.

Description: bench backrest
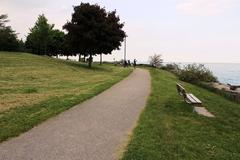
[[176, 83, 187, 98]]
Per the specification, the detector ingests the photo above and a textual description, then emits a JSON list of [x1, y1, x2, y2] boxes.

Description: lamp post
[[123, 36, 127, 67], [124, 36, 127, 62]]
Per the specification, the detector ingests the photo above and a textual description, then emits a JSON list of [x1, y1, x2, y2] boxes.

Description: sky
[[1, 0, 240, 63]]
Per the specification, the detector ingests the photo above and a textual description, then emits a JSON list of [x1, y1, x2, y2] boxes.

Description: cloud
[[177, 0, 236, 16]]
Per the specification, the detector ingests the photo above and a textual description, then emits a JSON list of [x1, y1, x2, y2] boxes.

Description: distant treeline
[[0, 3, 126, 67]]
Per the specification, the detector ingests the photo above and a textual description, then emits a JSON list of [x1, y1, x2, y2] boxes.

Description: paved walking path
[[0, 68, 151, 160]]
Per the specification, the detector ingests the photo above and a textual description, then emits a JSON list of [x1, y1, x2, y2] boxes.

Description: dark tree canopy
[[101, 10, 125, 54], [0, 14, 19, 51], [63, 3, 125, 67], [0, 14, 9, 28], [48, 29, 65, 56]]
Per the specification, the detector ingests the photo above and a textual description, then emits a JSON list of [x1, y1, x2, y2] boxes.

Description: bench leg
[[193, 104, 202, 113]]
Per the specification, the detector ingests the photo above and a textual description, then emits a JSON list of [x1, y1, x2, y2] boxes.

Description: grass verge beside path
[[0, 52, 132, 142], [122, 68, 240, 160]]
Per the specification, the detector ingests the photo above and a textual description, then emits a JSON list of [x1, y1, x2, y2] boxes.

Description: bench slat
[[177, 83, 185, 91], [189, 94, 202, 103], [186, 94, 197, 103], [186, 94, 202, 104]]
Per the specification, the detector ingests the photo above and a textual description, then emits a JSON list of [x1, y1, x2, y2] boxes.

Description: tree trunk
[[67, 55, 69, 60], [83, 54, 86, 62], [78, 54, 81, 62], [100, 53, 102, 65], [44, 43, 47, 55], [56, 54, 58, 59], [88, 54, 93, 68]]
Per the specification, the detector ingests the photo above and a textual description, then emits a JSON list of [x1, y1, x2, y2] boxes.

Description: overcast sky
[[1, 0, 240, 63]]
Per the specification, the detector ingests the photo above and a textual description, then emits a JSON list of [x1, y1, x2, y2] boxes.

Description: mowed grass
[[0, 52, 132, 142], [122, 68, 240, 160]]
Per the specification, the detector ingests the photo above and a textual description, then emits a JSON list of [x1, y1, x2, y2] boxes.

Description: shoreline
[[210, 82, 240, 93]]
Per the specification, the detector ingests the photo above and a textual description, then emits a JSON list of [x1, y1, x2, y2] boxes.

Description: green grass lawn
[[122, 68, 240, 160], [0, 52, 132, 142]]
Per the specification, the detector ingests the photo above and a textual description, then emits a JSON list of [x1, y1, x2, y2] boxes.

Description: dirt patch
[[194, 107, 215, 117]]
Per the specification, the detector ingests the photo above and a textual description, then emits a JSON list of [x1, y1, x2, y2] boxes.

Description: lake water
[[168, 63, 240, 85], [204, 63, 240, 85]]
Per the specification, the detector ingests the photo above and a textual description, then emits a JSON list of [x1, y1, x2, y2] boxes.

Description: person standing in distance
[[133, 59, 137, 68]]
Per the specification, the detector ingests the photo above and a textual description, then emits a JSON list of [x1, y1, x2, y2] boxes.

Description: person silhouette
[[133, 59, 137, 68], [128, 60, 131, 66]]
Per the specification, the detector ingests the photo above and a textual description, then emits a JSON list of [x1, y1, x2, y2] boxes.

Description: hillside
[[122, 68, 240, 160], [0, 52, 132, 141]]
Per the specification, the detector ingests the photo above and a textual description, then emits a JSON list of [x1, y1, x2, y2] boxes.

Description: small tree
[[149, 54, 163, 68], [0, 14, 19, 51], [26, 14, 54, 55]]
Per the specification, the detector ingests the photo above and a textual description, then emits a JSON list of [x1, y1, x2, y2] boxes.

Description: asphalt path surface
[[0, 68, 151, 160]]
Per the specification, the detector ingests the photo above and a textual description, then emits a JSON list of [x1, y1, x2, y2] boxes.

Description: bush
[[178, 64, 218, 83], [149, 54, 163, 68], [161, 63, 181, 75]]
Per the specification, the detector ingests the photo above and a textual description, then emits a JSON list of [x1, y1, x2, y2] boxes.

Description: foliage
[[25, 14, 53, 55], [178, 64, 218, 83], [48, 29, 65, 56], [0, 14, 9, 27], [149, 54, 163, 68], [1, 6, 125, 61], [122, 68, 240, 160], [0, 14, 19, 51], [26, 14, 65, 56], [17, 39, 26, 52], [161, 63, 181, 75], [63, 3, 125, 67]]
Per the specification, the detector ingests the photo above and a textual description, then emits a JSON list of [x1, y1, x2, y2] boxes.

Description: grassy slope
[[0, 52, 132, 142], [122, 68, 240, 160]]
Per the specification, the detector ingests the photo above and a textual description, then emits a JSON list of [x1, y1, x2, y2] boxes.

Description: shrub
[[178, 64, 218, 83], [149, 54, 163, 68], [161, 63, 181, 75]]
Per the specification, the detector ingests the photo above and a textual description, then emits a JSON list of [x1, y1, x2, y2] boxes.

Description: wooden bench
[[176, 83, 202, 106]]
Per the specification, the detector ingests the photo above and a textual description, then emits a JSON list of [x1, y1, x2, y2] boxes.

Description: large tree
[[63, 3, 125, 67], [98, 10, 125, 64], [0, 14, 19, 51]]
